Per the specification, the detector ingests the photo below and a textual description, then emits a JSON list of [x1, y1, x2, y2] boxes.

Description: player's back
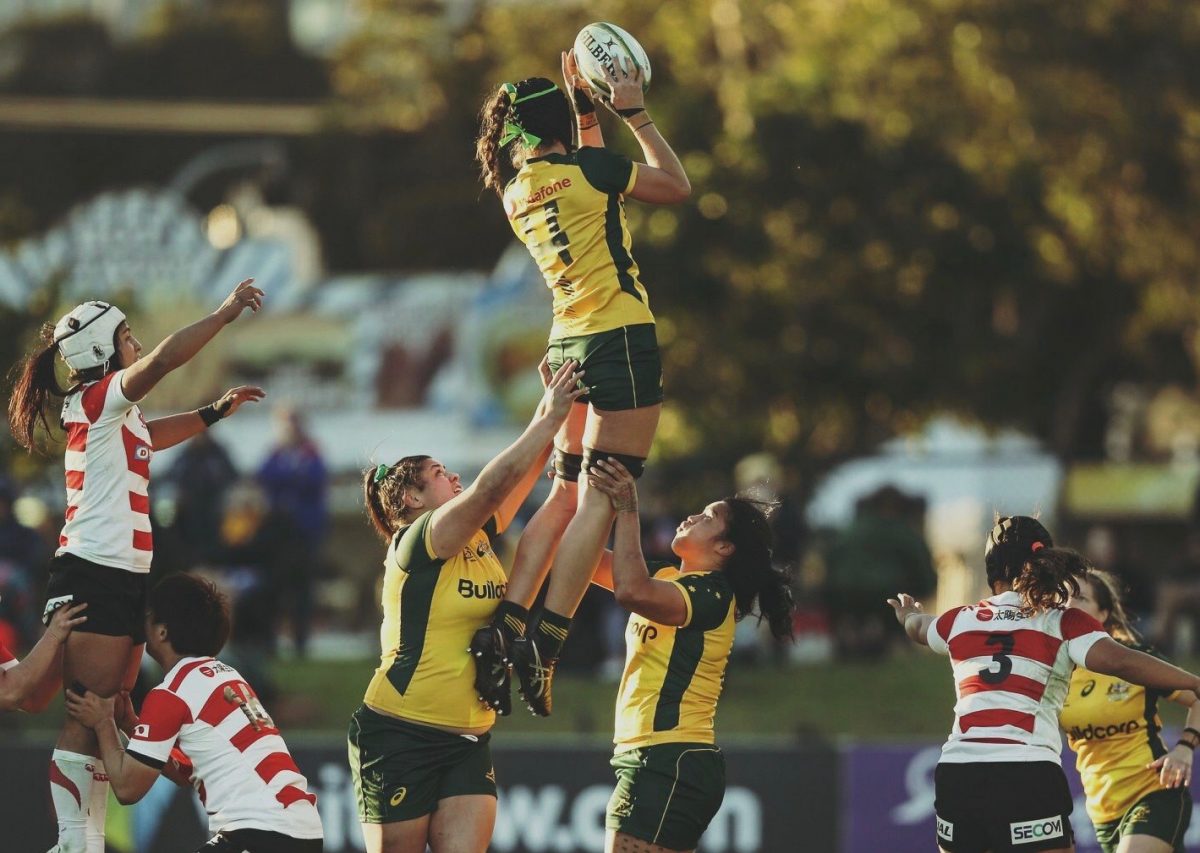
[[927, 590, 1107, 764], [128, 656, 322, 839]]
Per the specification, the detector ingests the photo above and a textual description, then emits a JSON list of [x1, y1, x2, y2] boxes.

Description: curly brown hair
[[363, 456, 431, 542]]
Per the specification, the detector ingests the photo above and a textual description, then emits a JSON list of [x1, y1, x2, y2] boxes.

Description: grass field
[[8, 652, 1193, 741]]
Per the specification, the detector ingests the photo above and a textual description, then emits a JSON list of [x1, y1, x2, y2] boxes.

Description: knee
[[581, 448, 646, 479], [552, 449, 584, 483]]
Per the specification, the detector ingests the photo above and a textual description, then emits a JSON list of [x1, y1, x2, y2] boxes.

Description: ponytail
[[721, 496, 795, 640], [8, 325, 68, 453], [362, 455, 431, 544], [476, 89, 511, 197], [1083, 568, 1140, 643], [1012, 547, 1086, 611]]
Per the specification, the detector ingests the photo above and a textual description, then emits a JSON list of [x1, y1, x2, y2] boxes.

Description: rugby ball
[[573, 22, 651, 96]]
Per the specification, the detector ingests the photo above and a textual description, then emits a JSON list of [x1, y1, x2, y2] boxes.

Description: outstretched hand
[[561, 49, 590, 95], [214, 385, 266, 418], [588, 459, 638, 513], [886, 593, 924, 627], [538, 360, 587, 424], [216, 279, 263, 324], [44, 601, 87, 644], [65, 688, 115, 730], [596, 55, 645, 115]]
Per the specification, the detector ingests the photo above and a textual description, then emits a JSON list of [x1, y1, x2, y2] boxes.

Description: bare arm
[[0, 602, 86, 712], [596, 58, 690, 205], [121, 280, 262, 402], [64, 690, 160, 804], [588, 460, 688, 625], [562, 50, 604, 149], [493, 356, 558, 534], [428, 362, 584, 559], [146, 386, 265, 451], [1084, 637, 1200, 694], [887, 594, 933, 647]]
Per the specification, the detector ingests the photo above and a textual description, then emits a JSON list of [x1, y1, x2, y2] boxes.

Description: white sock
[[49, 749, 95, 853], [85, 759, 108, 853]]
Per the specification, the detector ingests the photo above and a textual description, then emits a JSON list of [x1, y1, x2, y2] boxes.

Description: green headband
[[499, 82, 559, 148], [373, 463, 390, 483]]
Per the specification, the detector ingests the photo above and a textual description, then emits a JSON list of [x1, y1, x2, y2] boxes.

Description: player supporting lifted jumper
[[587, 459, 794, 853], [7, 280, 265, 853], [64, 574, 323, 853], [472, 48, 691, 716], [1062, 568, 1198, 853], [0, 601, 87, 712], [890, 517, 1200, 853], [349, 361, 584, 853]]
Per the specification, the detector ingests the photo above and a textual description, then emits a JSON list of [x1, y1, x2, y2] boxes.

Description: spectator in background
[[825, 485, 936, 659], [0, 478, 49, 651], [1154, 530, 1200, 656], [257, 407, 327, 657], [166, 430, 238, 566]]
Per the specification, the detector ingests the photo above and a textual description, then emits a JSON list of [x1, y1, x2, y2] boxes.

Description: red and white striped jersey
[[126, 656, 322, 839], [927, 591, 1107, 764], [57, 371, 153, 573], [0, 642, 14, 672]]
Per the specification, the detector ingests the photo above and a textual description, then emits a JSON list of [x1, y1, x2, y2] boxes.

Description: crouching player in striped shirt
[[64, 574, 323, 853], [889, 516, 1200, 853]]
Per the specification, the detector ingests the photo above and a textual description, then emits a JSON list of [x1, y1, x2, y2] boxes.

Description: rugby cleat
[[468, 625, 512, 716], [510, 634, 558, 717]]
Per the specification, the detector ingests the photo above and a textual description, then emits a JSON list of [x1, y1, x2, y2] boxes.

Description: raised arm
[[428, 361, 585, 559], [146, 385, 265, 451], [562, 50, 604, 149], [1084, 637, 1200, 694], [121, 279, 262, 403], [588, 460, 688, 625], [0, 602, 87, 712], [596, 58, 690, 205], [887, 594, 934, 647]]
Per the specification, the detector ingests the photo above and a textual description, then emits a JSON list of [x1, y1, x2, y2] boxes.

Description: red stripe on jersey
[[129, 492, 150, 514], [230, 723, 278, 753], [255, 752, 302, 785], [65, 470, 85, 490], [1061, 607, 1105, 640], [59, 534, 68, 547], [959, 709, 1036, 733], [132, 530, 153, 551], [122, 426, 151, 478], [949, 630, 1062, 667], [49, 760, 82, 807], [168, 659, 213, 692], [958, 673, 1047, 702], [276, 784, 317, 808], [65, 505, 78, 521], [934, 607, 965, 644], [961, 737, 1025, 745], [81, 374, 116, 424], [197, 680, 244, 727], [66, 423, 88, 452]]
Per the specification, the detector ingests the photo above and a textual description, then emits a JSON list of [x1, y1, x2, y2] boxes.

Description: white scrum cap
[[53, 301, 127, 371]]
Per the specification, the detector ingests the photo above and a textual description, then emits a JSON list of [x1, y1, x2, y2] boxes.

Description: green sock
[[534, 609, 572, 659], [493, 601, 528, 640]]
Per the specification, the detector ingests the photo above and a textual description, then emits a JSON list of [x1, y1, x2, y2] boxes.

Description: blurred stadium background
[[1, 0, 1199, 850]]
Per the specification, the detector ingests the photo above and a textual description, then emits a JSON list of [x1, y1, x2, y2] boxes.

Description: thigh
[[361, 817, 431, 853], [555, 401, 588, 455], [1114, 787, 1192, 852], [585, 404, 661, 457], [606, 829, 692, 853], [428, 795, 496, 853], [64, 631, 136, 695]]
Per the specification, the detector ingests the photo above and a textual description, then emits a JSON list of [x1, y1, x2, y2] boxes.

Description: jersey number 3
[[979, 633, 1014, 684]]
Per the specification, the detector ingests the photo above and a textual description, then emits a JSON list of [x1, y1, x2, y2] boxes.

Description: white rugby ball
[[573, 22, 651, 96]]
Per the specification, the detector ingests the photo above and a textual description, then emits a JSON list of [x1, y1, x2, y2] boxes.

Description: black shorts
[[934, 761, 1074, 852], [198, 828, 322, 853], [44, 553, 147, 643], [547, 323, 663, 411]]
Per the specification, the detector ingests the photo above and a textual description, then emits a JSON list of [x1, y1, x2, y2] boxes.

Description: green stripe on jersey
[[604, 193, 640, 301], [652, 630, 706, 731]]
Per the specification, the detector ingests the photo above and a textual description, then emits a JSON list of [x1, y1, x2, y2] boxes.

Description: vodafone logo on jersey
[[976, 609, 994, 622]]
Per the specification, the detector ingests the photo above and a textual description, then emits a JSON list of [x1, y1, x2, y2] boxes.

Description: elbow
[[671, 179, 692, 203], [114, 786, 142, 806], [0, 693, 19, 713], [614, 584, 646, 611]]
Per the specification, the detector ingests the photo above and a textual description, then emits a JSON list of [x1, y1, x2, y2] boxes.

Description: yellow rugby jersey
[[614, 565, 735, 752], [363, 511, 506, 730], [1060, 642, 1178, 823], [503, 147, 654, 339]]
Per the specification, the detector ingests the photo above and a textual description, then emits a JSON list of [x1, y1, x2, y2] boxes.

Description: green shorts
[[347, 705, 496, 823], [606, 743, 725, 850], [547, 323, 663, 411], [1093, 787, 1192, 853]]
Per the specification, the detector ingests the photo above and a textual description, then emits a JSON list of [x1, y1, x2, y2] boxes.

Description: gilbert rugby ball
[[573, 22, 651, 96]]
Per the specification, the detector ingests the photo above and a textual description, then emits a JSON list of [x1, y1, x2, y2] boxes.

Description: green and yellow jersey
[[363, 511, 507, 731], [503, 147, 654, 340], [1060, 642, 1178, 824], [614, 565, 735, 752]]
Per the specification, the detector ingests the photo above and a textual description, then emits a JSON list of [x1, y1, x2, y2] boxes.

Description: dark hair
[[148, 573, 231, 657], [363, 455, 431, 543], [476, 77, 573, 196], [1010, 547, 1086, 611], [718, 496, 795, 639], [8, 322, 121, 453], [1083, 568, 1139, 643], [985, 515, 1053, 588]]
